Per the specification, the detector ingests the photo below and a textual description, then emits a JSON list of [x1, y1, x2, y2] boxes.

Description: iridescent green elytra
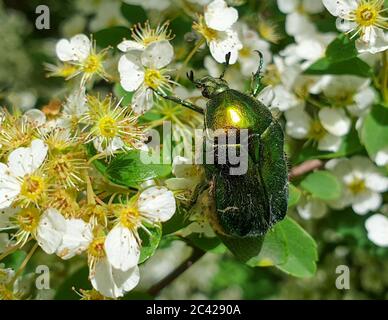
[[156, 52, 288, 238]]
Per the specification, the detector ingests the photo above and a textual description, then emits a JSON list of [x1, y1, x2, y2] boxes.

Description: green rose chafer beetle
[[155, 52, 288, 238]]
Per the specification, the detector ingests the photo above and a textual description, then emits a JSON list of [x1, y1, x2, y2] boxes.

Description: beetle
[[155, 52, 288, 238]]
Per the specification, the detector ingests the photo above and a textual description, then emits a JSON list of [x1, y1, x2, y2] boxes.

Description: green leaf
[[55, 266, 91, 300], [326, 34, 358, 62], [139, 224, 162, 264], [2, 250, 26, 270], [276, 217, 318, 278], [361, 104, 388, 159], [304, 57, 372, 77], [105, 150, 171, 188], [300, 170, 342, 200], [288, 184, 301, 207], [185, 234, 226, 254], [93, 26, 131, 48], [114, 83, 133, 106], [162, 206, 191, 235], [85, 143, 108, 175], [246, 224, 288, 267], [120, 3, 147, 24], [217, 233, 264, 262]]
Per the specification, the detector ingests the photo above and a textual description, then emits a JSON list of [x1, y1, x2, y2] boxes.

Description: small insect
[[155, 52, 288, 238]]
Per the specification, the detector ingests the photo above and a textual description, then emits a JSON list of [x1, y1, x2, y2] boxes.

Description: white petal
[[56, 219, 93, 260], [56, 39, 74, 62], [70, 34, 91, 61], [112, 265, 140, 293], [8, 139, 48, 177], [204, 0, 238, 31], [131, 86, 154, 115], [36, 208, 66, 255], [285, 12, 316, 37], [322, 0, 357, 17], [277, 0, 298, 13], [374, 147, 388, 166], [302, 0, 324, 14], [23, 109, 46, 127], [365, 172, 388, 193], [0, 163, 20, 210], [0, 207, 18, 229], [105, 225, 140, 271], [365, 214, 388, 247], [285, 107, 311, 139], [356, 28, 388, 54], [297, 197, 328, 220], [117, 40, 145, 53], [209, 29, 242, 64], [118, 54, 145, 92], [141, 40, 174, 69], [352, 191, 382, 215], [318, 133, 342, 152], [138, 186, 176, 222], [319, 108, 351, 137]]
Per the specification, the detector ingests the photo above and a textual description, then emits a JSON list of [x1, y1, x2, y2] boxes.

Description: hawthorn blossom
[[365, 213, 388, 247], [322, 0, 388, 53], [193, 0, 242, 64], [326, 156, 388, 215]]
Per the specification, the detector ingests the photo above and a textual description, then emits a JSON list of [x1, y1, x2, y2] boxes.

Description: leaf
[[300, 170, 342, 200], [326, 34, 358, 62], [304, 57, 372, 77], [55, 266, 91, 300], [85, 143, 108, 175], [120, 3, 147, 24], [184, 234, 226, 254], [162, 206, 191, 235], [288, 184, 301, 208], [246, 224, 288, 267], [276, 217, 318, 278], [114, 83, 133, 106], [93, 26, 131, 48], [361, 104, 388, 159], [105, 150, 171, 188], [2, 250, 26, 270], [138, 224, 162, 264], [217, 233, 264, 262]]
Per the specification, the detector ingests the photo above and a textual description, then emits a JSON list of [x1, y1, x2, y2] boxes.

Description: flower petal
[[117, 40, 145, 53], [0, 163, 20, 210], [118, 54, 145, 92], [131, 86, 154, 115], [319, 108, 351, 137], [105, 225, 140, 271], [205, 0, 238, 31], [365, 214, 388, 247], [138, 186, 176, 222], [209, 29, 242, 64], [141, 40, 174, 69], [285, 107, 311, 139]]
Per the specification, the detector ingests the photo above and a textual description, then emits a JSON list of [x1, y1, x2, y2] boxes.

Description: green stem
[[10, 242, 39, 286], [382, 51, 388, 105], [174, 37, 205, 84]]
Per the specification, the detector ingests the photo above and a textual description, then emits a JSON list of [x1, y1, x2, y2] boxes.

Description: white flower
[[321, 75, 376, 116], [322, 0, 388, 54], [373, 147, 388, 166], [365, 213, 388, 247], [105, 186, 176, 271], [89, 1, 127, 32], [297, 196, 328, 220], [237, 23, 272, 77], [193, 0, 242, 64], [277, 0, 324, 38], [118, 41, 174, 114], [36, 208, 66, 255], [285, 106, 349, 152], [0, 139, 48, 209], [56, 34, 91, 63], [326, 156, 388, 215], [165, 156, 204, 191], [90, 258, 140, 299]]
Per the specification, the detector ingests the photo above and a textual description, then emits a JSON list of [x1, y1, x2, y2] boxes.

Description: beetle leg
[[153, 89, 204, 114], [250, 51, 265, 98]]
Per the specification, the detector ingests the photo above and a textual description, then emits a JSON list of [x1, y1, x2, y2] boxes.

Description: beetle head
[[187, 71, 229, 99]]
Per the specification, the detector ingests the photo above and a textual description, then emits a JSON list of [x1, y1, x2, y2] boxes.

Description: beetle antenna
[[251, 50, 265, 98], [220, 52, 231, 80]]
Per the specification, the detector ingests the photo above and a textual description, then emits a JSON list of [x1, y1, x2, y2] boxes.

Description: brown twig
[[147, 247, 206, 297], [289, 159, 324, 180]]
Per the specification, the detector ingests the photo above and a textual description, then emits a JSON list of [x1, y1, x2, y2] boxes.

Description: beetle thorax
[[195, 76, 229, 99]]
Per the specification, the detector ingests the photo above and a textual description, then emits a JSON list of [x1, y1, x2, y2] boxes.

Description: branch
[[289, 159, 324, 180], [147, 247, 206, 297]]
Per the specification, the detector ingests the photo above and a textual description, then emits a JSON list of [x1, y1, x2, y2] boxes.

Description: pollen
[[119, 207, 141, 230], [131, 21, 173, 46], [98, 116, 119, 138], [144, 68, 164, 90], [308, 120, 326, 141], [348, 178, 366, 194], [82, 54, 102, 74], [355, 3, 379, 26], [20, 175, 45, 203], [88, 237, 106, 259], [16, 207, 40, 233], [193, 16, 218, 42]]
